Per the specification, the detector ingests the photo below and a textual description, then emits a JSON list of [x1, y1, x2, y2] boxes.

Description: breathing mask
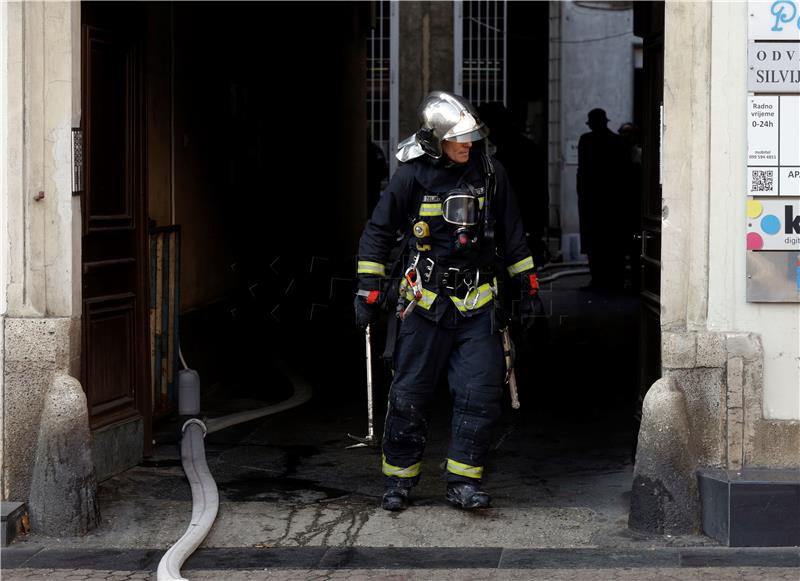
[[442, 185, 482, 253]]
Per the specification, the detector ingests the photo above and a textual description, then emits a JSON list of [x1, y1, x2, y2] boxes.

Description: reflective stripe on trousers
[[446, 458, 483, 479], [382, 455, 422, 478]]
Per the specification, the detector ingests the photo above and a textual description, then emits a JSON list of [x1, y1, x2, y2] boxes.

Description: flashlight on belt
[[413, 221, 431, 252]]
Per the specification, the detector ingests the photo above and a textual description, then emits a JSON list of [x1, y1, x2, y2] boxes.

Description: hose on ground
[[205, 362, 312, 434], [156, 419, 217, 581], [156, 362, 312, 581], [538, 267, 590, 284]]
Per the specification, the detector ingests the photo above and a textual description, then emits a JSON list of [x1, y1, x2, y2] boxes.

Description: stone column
[[398, 2, 454, 139], [660, 0, 712, 331]]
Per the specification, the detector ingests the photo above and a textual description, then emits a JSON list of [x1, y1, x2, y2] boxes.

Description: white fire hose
[[156, 356, 311, 581], [156, 418, 217, 581]]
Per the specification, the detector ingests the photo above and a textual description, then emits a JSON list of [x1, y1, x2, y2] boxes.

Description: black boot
[[446, 481, 491, 509], [381, 485, 410, 511]]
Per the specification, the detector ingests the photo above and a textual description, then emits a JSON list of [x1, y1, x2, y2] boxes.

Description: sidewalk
[[4, 549, 800, 579], [3, 272, 798, 580]]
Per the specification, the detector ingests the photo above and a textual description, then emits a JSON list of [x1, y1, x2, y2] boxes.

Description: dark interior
[[91, 1, 653, 488]]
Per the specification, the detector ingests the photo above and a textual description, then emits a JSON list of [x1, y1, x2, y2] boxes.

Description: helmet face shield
[[442, 193, 480, 227], [444, 127, 489, 143], [443, 111, 489, 143]]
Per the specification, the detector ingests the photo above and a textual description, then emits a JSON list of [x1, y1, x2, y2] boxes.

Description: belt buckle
[[443, 267, 460, 294]]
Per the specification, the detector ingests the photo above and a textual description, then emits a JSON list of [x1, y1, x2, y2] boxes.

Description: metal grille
[[367, 1, 395, 165], [548, 1, 561, 234], [454, 0, 507, 106], [71, 127, 84, 196]]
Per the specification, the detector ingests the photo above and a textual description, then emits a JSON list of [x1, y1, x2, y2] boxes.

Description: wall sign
[[749, 0, 800, 41], [746, 251, 800, 301], [747, 43, 800, 93], [747, 96, 800, 196], [747, 2, 800, 301], [747, 199, 800, 250]]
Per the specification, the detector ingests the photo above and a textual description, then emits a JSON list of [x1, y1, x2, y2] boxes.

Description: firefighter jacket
[[357, 148, 534, 322]]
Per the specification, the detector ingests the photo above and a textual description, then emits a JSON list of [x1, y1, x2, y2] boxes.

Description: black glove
[[354, 288, 383, 330], [492, 301, 512, 331], [354, 295, 379, 330], [519, 272, 545, 329], [520, 294, 545, 329]]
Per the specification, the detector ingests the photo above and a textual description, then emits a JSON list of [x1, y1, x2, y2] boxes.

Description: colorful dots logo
[[746, 199, 788, 250]]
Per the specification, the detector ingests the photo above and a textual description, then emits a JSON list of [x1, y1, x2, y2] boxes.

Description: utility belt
[[434, 265, 495, 297], [400, 256, 497, 315]]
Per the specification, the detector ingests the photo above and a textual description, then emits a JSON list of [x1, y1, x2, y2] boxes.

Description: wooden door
[[633, 1, 664, 438], [81, 2, 151, 453]]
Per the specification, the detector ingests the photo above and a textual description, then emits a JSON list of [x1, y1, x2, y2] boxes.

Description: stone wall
[[1, 317, 98, 535], [630, 330, 800, 534]]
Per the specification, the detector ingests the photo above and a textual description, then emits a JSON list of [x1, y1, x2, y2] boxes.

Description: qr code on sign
[[751, 169, 774, 192]]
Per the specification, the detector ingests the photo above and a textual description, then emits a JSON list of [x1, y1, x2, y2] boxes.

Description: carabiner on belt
[[462, 269, 481, 311], [401, 254, 423, 319]]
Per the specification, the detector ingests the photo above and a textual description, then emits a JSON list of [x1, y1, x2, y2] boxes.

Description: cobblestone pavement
[[3, 567, 800, 580]]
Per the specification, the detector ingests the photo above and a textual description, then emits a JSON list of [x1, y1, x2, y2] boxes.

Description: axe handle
[[501, 328, 520, 409]]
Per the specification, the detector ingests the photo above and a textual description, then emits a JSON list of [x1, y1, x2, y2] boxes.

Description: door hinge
[[72, 127, 83, 196]]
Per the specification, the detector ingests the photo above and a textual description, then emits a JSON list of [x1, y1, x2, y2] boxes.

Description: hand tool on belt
[[501, 327, 520, 409]]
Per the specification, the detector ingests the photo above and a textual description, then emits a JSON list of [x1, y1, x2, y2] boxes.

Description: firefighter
[[354, 91, 542, 511]]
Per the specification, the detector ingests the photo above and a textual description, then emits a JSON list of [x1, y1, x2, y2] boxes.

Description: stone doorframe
[[1, 2, 99, 536]]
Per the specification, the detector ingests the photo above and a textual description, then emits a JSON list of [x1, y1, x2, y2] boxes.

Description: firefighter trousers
[[381, 303, 504, 486]]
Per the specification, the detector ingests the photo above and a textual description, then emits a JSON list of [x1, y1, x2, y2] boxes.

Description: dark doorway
[[86, 0, 668, 529], [151, 0, 661, 475], [80, 1, 679, 555]]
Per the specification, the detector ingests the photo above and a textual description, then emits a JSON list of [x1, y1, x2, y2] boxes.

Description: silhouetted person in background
[[618, 122, 642, 291], [367, 135, 389, 216], [479, 102, 549, 267], [576, 108, 628, 292]]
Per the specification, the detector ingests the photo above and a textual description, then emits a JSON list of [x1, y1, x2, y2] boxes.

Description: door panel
[[86, 30, 130, 222], [84, 296, 136, 422], [81, 3, 150, 452]]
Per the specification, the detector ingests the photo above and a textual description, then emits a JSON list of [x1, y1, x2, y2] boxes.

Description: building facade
[[1, 0, 798, 543]]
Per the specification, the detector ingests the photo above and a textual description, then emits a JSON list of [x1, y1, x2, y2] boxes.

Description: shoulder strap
[[383, 178, 423, 288], [480, 151, 496, 245]]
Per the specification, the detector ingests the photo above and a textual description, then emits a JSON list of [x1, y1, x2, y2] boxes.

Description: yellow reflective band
[[357, 261, 386, 276], [405, 287, 437, 310], [450, 282, 495, 313], [419, 203, 443, 217], [446, 458, 483, 479], [507, 256, 534, 276], [479, 196, 485, 210], [382, 455, 421, 478]]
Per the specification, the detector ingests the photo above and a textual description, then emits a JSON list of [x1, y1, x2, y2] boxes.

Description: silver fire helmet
[[396, 91, 489, 162]]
